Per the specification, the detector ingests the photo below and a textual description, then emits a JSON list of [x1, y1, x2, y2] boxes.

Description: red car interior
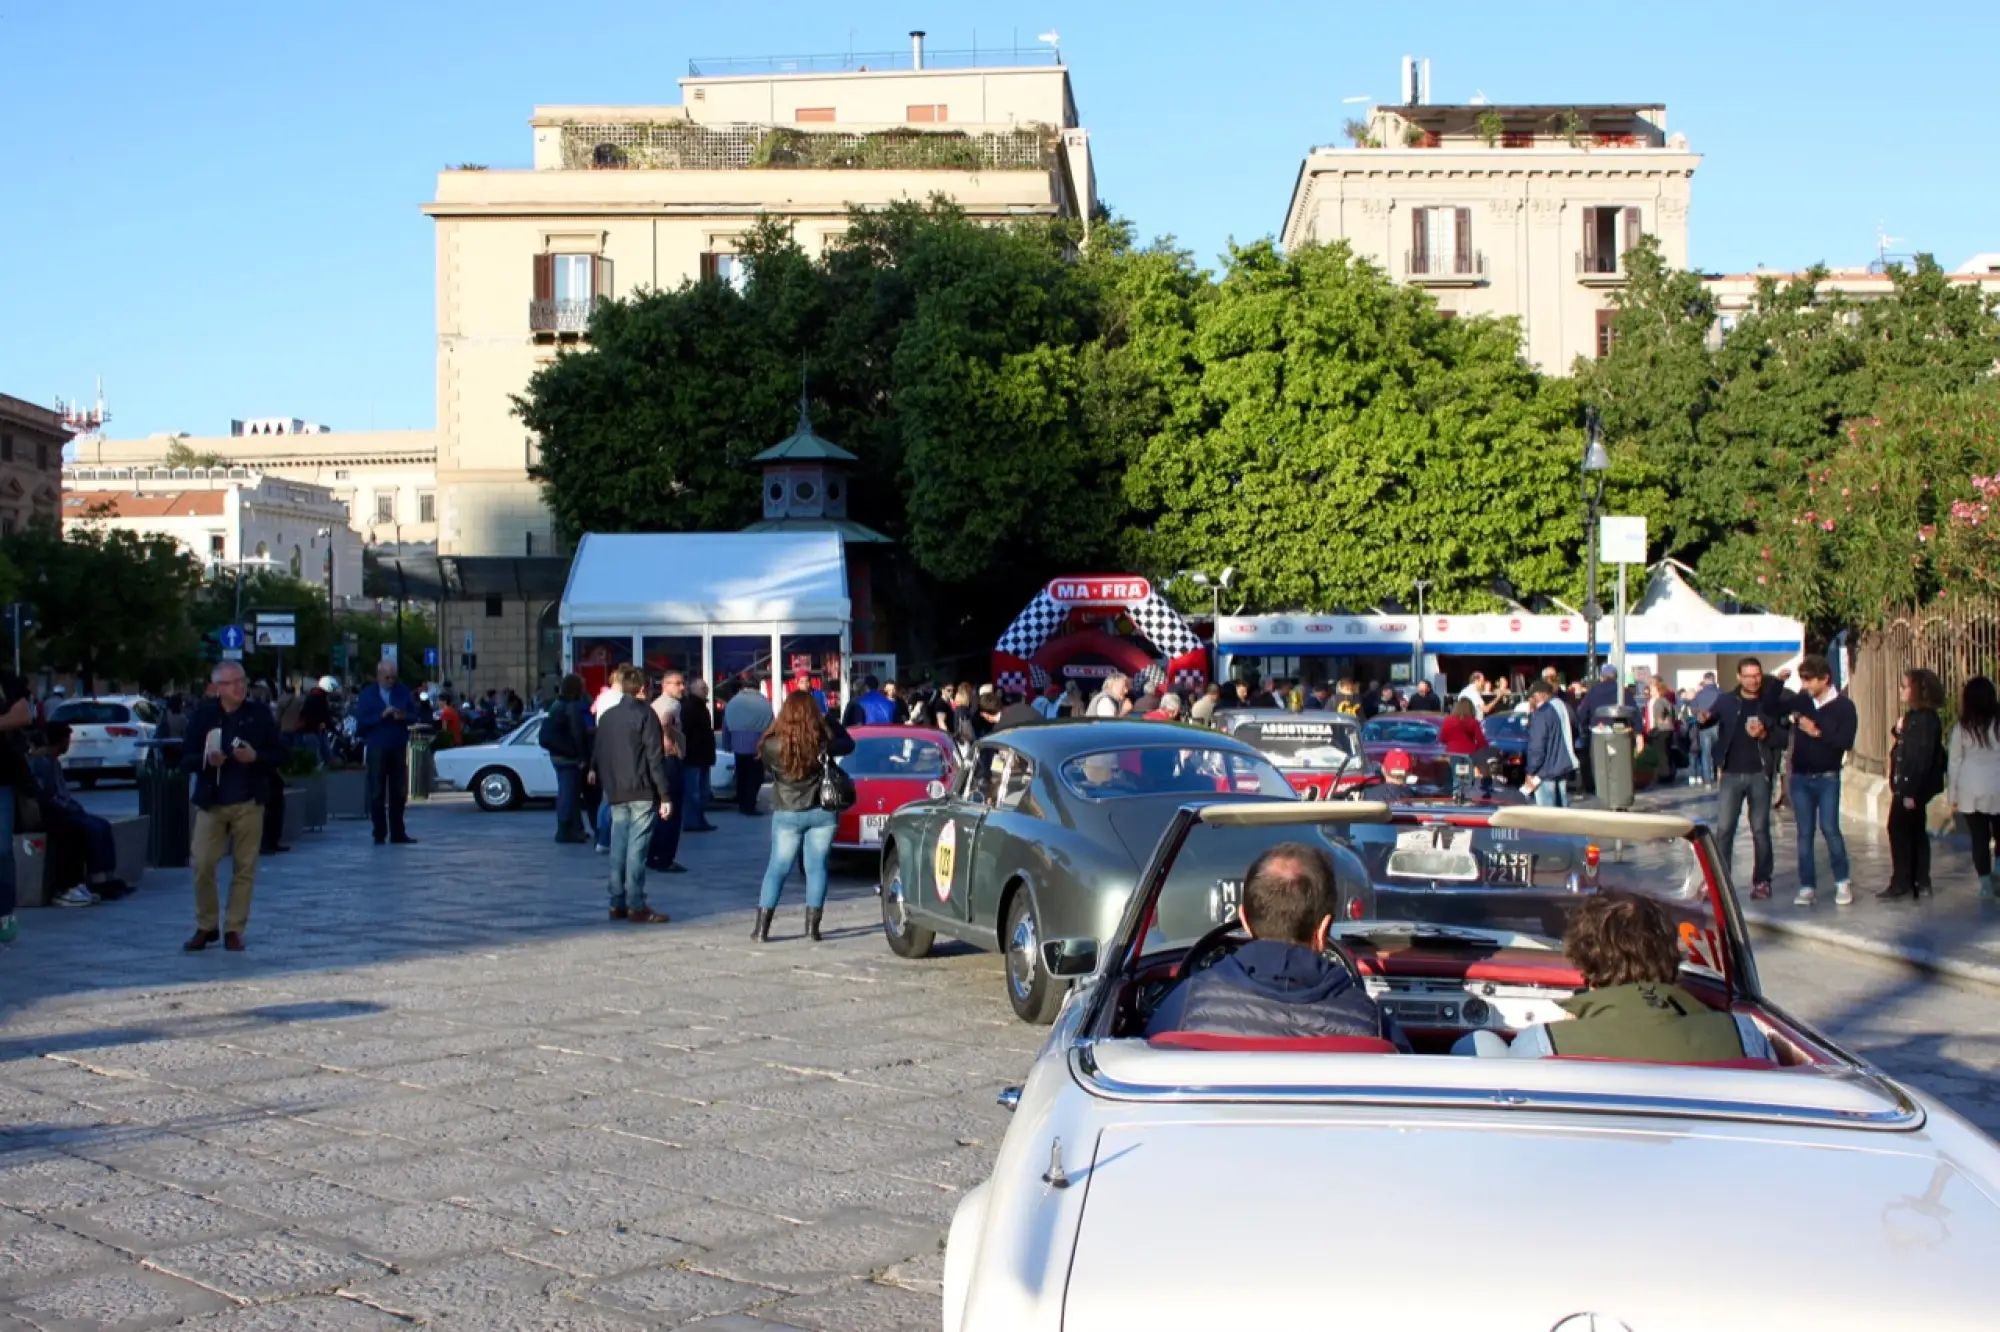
[[1148, 1033, 1401, 1055]]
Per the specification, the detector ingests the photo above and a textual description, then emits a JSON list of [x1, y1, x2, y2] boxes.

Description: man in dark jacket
[[681, 677, 718, 832], [355, 658, 418, 845], [590, 665, 673, 924], [1147, 842, 1404, 1048], [1521, 680, 1578, 807], [1787, 654, 1857, 907], [181, 661, 281, 951], [1698, 657, 1788, 899]]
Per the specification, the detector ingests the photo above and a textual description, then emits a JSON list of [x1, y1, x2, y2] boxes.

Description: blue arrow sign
[[424, 647, 439, 667], [219, 624, 246, 650]]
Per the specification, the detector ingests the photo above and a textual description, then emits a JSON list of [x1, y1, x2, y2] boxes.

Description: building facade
[[1282, 100, 1698, 371], [1702, 255, 2000, 347], [71, 429, 438, 551], [61, 468, 362, 600], [0, 393, 68, 536]]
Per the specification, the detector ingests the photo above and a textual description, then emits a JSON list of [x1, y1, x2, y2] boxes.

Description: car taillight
[[1347, 896, 1366, 920], [105, 727, 139, 737], [1585, 843, 1601, 870]]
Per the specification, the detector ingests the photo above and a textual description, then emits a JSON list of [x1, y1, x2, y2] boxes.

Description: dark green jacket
[[1545, 982, 1746, 1063]]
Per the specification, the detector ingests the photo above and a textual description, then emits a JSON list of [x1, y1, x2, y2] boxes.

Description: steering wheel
[[1177, 919, 1250, 983]]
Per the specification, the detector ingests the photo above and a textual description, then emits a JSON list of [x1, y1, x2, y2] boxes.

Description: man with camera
[[182, 661, 281, 951]]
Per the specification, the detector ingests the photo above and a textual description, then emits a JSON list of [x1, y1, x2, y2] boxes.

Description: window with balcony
[[906, 104, 949, 123], [375, 492, 395, 523], [209, 534, 225, 556], [1596, 308, 1620, 359], [418, 491, 436, 524], [531, 253, 611, 334], [796, 107, 835, 122], [1580, 206, 1643, 277], [1407, 206, 1483, 280], [699, 252, 749, 293]]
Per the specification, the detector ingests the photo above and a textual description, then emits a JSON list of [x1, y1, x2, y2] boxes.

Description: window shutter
[[1623, 206, 1643, 257], [699, 252, 718, 282], [1454, 207, 1472, 273], [592, 255, 613, 300], [532, 253, 554, 301], [1596, 308, 1617, 358], [1581, 208, 1600, 273], [1411, 208, 1429, 273]]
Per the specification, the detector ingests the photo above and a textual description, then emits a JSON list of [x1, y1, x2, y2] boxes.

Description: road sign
[[222, 649, 244, 661], [255, 610, 296, 626], [462, 630, 474, 654], [256, 626, 297, 647], [424, 647, 439, 667], [218, 624, 246, 651], [382, 643, 399, 666], [1599, 515, 1648, 565]]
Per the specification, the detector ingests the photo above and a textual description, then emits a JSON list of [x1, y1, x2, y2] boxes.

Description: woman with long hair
[[1950, 675, 2000, 901], [1439, 696, 1486, 756], [752, 690, 854, 942], [1643, 676, 1677, 785], [1882, 667, 1947, 900]]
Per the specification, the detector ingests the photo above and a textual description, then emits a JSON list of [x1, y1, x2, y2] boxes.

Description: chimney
[[910, 30, 926, 70]]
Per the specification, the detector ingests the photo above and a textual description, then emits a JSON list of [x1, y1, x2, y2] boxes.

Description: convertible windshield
[[840, 735, 949, 779], [1361, 718, 1444, 747], [1137, 811, 1723, 985], [1057, 747, 1291, 801], [1227, 720, 1357, 770], [1483, 713, 1530, 740]]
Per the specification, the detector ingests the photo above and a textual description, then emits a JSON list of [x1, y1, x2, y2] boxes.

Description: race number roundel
[[933, 819, 958, 903]]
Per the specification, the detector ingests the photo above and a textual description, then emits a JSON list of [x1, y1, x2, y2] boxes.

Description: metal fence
[[1850, 600, 2000, 774]]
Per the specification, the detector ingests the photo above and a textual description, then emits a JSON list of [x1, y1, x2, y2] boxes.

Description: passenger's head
[[1563, 890, 1682, 989], [1239, 842, 1339, 948]]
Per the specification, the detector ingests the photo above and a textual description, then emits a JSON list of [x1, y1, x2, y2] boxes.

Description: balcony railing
[[1575, 250, 1628, 283], [558, 122, 1055, 172], [1405, 250, 1487, 283], [529, 299, 595, 335]]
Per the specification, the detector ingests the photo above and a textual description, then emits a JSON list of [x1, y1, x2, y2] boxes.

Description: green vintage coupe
[[876, 719, 1374, 1022]]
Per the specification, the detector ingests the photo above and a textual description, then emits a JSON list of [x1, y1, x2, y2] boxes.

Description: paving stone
[[320, 1150, 533, 1204], [507, 1225, 692, 1279], [626, 1198, 800, 1251], [175, 1296, 409, 1329], [0, 1154, 163, 1213], [731, 1118, 954, 1175], [9, 1264, 231, 1328], [574, 1266, 780, 1323], [207, 1177, 389, 1224], [339, 1251, 559, 1320], [70, 1191, 270, 1251], [687, 1210, 940, 1295], [308, 1201, 549, 1266], [451, 1175, 687, 1232], [75, 1137, 303, 1193], [0, 1214, 127, 1294], [145, 1232, 391, 1301]]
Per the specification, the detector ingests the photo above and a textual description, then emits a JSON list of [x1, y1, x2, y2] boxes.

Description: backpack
[[539, 703, 578, 759]]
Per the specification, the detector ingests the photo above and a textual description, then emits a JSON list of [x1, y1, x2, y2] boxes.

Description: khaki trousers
[[192, 801, 263, 933]]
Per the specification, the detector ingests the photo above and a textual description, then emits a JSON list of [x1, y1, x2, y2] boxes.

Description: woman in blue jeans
[[753, 690, 854, 943]]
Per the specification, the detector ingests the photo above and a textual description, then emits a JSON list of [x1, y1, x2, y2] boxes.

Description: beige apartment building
[[1282, 99, 1698, 370], [0, 393, 68, 536], [1702, 253, 2000, 345]]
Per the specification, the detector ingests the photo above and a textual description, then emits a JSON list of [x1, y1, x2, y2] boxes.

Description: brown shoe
[[223, 932, 246, 951], [626, 907, 671, 925], [608, 906, 629, 920], [184, 928, 220, 952]]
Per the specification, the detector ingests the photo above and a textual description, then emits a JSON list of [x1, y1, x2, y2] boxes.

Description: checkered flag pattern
[[1171, 668, 1206, 691], [997, 670, 1028, 691], [1137, 664, 1166, 690], [1127, 592, 1202, 657], [994, 592, 1067, 660], [1028, 664, 1051, 689]]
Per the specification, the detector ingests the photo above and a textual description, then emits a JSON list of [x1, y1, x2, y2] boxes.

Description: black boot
[[805, 908, 823, 943], [753, 909, 774, 942]]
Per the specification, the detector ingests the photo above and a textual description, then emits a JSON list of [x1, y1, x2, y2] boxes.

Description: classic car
[[1481, 706, 1531, 786], [1357, 711, 1453, 790], [944, 799, 2000, 1330], [834, 725, 955, 852], [875, 719, 1372, 1023], [1208, 707, 1371, 799], [433, 713, 737, 811]]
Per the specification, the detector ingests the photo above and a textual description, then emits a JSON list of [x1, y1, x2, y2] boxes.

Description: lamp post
[[1187, 567, 1235, 683], [1411, 579, 1431, 685], [1581, 409, 1612, 679], [317, 527, 336, 675]]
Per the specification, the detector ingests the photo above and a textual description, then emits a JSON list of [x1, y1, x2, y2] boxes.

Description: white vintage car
[[430, 715, 737, 812], [945, 801, 2000, 1331]]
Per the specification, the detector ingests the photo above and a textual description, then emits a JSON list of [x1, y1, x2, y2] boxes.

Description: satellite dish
[[1469, 89, 1488, 104], [1037, 29, 1059, 44]]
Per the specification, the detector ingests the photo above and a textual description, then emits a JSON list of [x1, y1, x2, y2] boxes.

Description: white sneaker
[[1834, 881, 1854, 906], [53, 886, 95, 907], [1793, 887, 1816, 907]]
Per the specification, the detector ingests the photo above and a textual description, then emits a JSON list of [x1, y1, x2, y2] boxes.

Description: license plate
[[860, 814, 888, 844], [1484, 853, 1535, 886]]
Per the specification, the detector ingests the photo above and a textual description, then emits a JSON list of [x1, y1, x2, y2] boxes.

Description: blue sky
[[3, 0, 1992, 438]]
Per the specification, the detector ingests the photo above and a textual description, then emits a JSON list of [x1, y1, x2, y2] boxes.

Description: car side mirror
[[1041, 937, 1099, 978], [925, 779, 947, 800]]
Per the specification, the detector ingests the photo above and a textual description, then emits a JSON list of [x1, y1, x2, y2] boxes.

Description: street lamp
[[1411, 579, 1431, 684], [1187, 567, 1235, 683], [317, 527, 336, 675], [1581, 409, 1612, 678]]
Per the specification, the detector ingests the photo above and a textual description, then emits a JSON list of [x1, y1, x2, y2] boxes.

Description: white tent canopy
[[1633, 561, 1721, 618], [559, 532, 850, 632]]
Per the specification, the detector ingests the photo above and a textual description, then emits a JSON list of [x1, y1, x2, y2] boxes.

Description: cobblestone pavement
[[4, 793, 2000, 1329]]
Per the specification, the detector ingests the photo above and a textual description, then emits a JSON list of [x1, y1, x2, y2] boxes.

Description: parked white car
[[944, 801, 2000, 1331], [430, 714, 736, 812], [51, 695, 159, 785]]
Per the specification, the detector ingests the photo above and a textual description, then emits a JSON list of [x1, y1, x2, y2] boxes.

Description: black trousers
[[1967, 811, 2000, 878], [366, 746, 409, 841], [1886, 798, 1931, 891], [734, 753, 763, 813], [261, 768, 287, 852]]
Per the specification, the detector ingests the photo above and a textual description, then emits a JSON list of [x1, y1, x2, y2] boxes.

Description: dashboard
[[1364, 974, 1578, 1034]]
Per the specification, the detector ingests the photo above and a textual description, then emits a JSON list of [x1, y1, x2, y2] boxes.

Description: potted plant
[[280, 744, 328, 833], [1475, 109, 1505, 148]]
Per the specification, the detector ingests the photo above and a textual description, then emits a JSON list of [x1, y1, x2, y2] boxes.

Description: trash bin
[[136, 739, 191, 869], [1590, 705, 1638, 812], [407, 725, 437, 802]]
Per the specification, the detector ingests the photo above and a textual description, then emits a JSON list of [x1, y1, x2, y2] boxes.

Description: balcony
[[1404, 250, 1487, 287], [1575, 251, 1628, 287], [529, 299, 595, 336], [558, 122, 1054, 172]]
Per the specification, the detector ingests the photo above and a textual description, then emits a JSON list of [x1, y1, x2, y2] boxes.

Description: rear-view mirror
[[1041, 937, 1099, 978]]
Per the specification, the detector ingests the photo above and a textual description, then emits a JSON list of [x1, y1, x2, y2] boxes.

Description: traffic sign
[[222, 649, 244, 661], [424, 647, 439, 667], [256, 610, 296, 626], [256, 626, 297, 647], [218, 624, 246, 651], [1599, 515, 1648, 565], [382, 644, 399, 666], [462, 630, 475, 654]]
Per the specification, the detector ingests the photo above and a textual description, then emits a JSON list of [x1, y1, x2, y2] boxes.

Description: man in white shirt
[[1087, 673, 1132, 718]]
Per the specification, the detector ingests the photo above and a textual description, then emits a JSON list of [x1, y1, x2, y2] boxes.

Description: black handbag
[[817, 746, 857, 812]]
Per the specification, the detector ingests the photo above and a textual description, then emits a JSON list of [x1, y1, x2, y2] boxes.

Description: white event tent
[[558, 532, 851, 698]]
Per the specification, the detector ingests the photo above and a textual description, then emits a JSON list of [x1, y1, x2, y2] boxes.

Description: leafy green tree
[[1122, 240, 1583, 611], [2, 520, 205, 693]]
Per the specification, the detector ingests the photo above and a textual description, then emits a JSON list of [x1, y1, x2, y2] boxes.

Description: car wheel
[[472, 767, 522, 812], [1003, 890, 1064, 1025], [880, 849, 935, 959]]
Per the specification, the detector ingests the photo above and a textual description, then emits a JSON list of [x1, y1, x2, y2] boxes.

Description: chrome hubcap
[[479, 774, 513, 806], [1008, 910, 1039, 1001], [883, 867, 908, 937]]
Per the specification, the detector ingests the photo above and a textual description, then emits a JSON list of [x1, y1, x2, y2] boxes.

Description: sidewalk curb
[[1746, 910, 2000, 992]]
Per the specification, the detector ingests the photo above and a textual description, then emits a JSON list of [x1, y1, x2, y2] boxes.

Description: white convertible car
[[431, 715, 736, 812], [944, 801, 2000, 1331]]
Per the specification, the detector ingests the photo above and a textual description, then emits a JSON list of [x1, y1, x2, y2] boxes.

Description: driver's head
[[1563, 889, 1681, 989], [1080, 752, 1122, 785], [1239, 842, 1339, 948]]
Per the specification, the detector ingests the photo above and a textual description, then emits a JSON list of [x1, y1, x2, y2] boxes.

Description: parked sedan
[[876, 719, 1373, 1023], [51, 696, 159, 786], [431, 715, 557, 811]]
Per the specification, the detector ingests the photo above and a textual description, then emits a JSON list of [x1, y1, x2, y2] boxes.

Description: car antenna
[[1042, 1138, 1071, 1189]]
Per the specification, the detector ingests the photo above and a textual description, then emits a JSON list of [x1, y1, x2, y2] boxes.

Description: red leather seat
[[1148, 1032, 1399, 1054]]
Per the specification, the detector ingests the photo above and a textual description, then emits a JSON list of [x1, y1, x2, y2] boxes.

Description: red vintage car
[[1210, 708, 1373, 800], [1358, 713, 1454, 792], [835, 725, 958, 851]]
